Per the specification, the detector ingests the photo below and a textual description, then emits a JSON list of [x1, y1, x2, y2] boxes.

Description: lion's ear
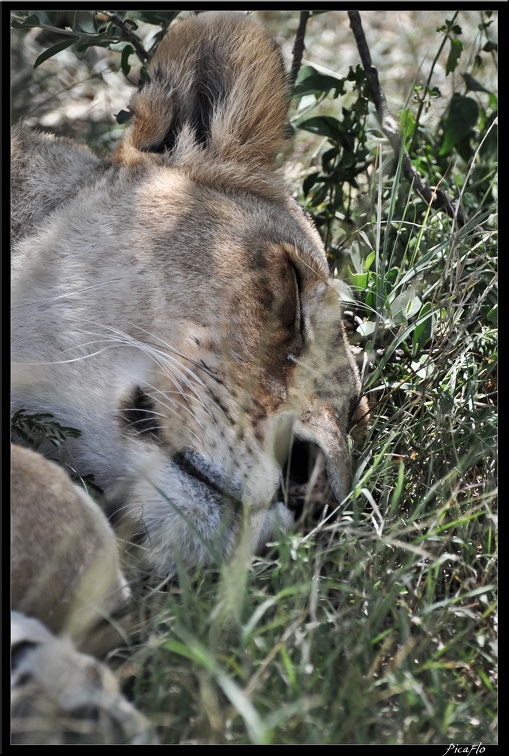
[[114, 12, 289, 169]]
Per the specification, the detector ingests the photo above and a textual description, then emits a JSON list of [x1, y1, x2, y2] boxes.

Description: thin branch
[[408, 11, 459, 156], [289, 11, 310, 90], [105, 12, 152, 64], [348, 11, 465, 227]]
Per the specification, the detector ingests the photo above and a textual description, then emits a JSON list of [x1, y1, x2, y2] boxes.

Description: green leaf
[[133, 10, 180, 26], [487, 304, 497, 323], [356, 320, 375, 338], [296, 115, 343, 141], [164, 638, 206, 665], [346, 65, 366, 85], [76, 13, 97, 34], [34, 38, 76, 68], [365, 251, 376, 271], [11, 13, 41, 29], [139, 65, 149, 86], [75, 38, 112, 53], [34, 11, 58, 26], [462, 73, 492, 94], [302, 172, 320, 197], [115, 109, 132, 124], [365, 291, 378, 311], [121, 44, 134, 77], [412, 302, 434, 354], [406, 295, 422, 319], [439, 94, 479, 156], [446, 37, 463, 75], [332, 279, 355, 304], [348, 268, 370, 290], [410, 357, 435, 380], [483, 40, 497, 53], [390, 287, 421, 324], [349, 241, 363, 274], [293, 66, 346, 98], [488, 92, 498, 110], [382, 268, 399, 296]]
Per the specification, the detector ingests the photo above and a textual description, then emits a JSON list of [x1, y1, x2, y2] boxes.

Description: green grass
[[115, 229, 496, 745], [111, 162, 497, 743]]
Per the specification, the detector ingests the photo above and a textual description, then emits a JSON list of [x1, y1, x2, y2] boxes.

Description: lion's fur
[[11, 612, 155, 744], [115, 12, 289, 182], [11, 445, 130, 650], [12, 11, 368, 604]]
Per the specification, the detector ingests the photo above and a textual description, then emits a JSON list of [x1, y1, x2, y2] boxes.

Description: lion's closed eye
[[289, 262, 304, 340], [119, 386, 161, 442]]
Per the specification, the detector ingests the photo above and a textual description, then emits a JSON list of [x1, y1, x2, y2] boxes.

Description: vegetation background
[[11, 9, 497, 745]]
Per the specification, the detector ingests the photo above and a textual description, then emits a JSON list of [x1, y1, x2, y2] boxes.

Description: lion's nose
[[282, 438, 334, 519]]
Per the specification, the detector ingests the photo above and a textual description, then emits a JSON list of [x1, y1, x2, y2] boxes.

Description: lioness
[[11, 447, 152, 743], [12, 12, 367, 585]]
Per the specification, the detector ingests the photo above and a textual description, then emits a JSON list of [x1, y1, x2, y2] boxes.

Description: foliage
[[11, 408, 82, 450], [11, 9, 497, 745], [290, 11, 497, 366], [291, 63, 372, 248], [10, 10, 180, 141], [11, 409, 103, 495], [11, 10, 179, 66]]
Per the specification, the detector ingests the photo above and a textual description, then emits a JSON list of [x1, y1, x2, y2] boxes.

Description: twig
[[408, 10, 459, 156], [348, 11, 465, 227], [289, 11, 311, 90], [105, 12, 152, 64]]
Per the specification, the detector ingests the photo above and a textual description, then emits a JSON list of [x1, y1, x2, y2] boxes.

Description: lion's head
[[11, 12, 368, 577]]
